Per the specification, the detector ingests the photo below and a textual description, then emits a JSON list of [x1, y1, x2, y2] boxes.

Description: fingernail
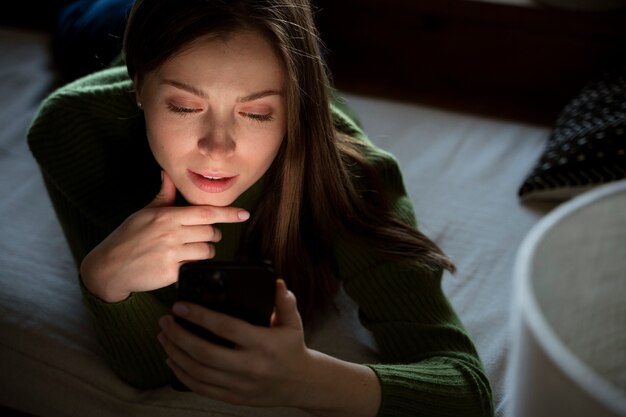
[[160, 171, 164, 182], [173, 303, 189, 317], [238, 210, 250, 220], [157, 332, 166, 345]]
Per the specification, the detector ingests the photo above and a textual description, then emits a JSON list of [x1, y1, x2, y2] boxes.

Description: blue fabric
[[53, 0, 134, 82]]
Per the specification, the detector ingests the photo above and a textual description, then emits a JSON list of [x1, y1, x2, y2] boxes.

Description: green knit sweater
[[27, 66, 493, 417]]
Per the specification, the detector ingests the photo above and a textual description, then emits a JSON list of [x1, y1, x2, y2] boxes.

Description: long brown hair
[[123, 0, 454, 326]]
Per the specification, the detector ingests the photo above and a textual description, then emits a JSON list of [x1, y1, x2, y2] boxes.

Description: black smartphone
[[170, 260, 277, 391]]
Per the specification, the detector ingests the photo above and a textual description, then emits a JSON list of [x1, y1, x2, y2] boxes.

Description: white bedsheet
[[341, 95, 558, 416], [0, 27, 557, 416]]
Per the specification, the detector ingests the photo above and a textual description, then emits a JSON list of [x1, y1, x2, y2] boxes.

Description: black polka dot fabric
[[519, 64, 626, 201]]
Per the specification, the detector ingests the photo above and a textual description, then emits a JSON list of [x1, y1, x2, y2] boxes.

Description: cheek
[[269, 135, 284, 159], [146, 127, 167, 157], [145, 121, 183, 167], [259, 134, 285, 168], [146, 117, 190, 159]]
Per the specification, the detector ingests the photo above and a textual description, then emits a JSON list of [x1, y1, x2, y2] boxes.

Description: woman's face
[[137, 30, 287, 207]]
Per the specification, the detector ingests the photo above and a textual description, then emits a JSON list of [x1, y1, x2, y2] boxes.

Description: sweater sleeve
[[27, 68, 173, 388], [331, 103, 494, 416], [40, 169, 171, 388], [339, 258, 494, 417]]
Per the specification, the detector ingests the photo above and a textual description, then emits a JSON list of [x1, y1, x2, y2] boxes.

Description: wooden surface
[[314, 0, 626, 125]]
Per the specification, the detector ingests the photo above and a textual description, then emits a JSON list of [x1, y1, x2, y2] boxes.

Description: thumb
[[271, 279, 302, 329], [146, 170, 177, 208]]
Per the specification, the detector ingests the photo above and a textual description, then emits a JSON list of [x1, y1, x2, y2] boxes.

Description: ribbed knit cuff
[[80, 277, 172, 388], [368, 361, 493, 417]]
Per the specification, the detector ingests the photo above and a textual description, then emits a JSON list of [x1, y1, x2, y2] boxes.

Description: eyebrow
[[161, 79, 283, 102]]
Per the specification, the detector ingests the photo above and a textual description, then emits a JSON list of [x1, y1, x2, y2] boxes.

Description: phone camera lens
[[209, 270, 226, 292]]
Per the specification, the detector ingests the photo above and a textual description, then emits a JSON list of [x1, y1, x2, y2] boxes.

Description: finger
[[160, 315, 242, 372], [271, 279, 302, 329], [180, 242, 216, 261], [146, 170, 177, 208], [159, 330, 235, 388], [181, 224, 222, 244], [166, 357, 243, 405], [178, 205, 250, 226], [172, 302, 263, 348]]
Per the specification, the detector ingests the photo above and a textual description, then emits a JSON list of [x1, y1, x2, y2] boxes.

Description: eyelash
[[241, 112, 274, 123], [166, 105, 273, 123], [167, 104, 198, 117]]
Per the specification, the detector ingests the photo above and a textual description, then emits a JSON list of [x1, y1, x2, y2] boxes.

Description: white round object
[[508, 179, 626, 417]]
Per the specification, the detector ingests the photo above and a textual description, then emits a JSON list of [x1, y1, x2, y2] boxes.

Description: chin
[[181, 189, 240, 207]]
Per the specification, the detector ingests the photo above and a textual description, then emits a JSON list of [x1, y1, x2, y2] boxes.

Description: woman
[[27, 0, 493, 416]]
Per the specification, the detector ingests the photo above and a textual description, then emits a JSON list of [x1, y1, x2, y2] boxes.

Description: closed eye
[[241, 112, 274, 122], [167, 104, 201, 116]]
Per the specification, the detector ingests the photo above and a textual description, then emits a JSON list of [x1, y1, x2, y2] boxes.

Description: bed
[[0, 23, 610, 416]]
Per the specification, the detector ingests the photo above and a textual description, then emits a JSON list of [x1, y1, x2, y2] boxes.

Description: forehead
[[149, 30, 286, 92]]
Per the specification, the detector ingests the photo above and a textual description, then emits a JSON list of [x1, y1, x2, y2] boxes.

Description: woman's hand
[[158, 280, 382, 417], [158, 279, 310, 406], [80, 171, 250, 303]]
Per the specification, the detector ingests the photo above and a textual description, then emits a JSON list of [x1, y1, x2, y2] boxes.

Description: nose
[[197, 122, 236, 160]]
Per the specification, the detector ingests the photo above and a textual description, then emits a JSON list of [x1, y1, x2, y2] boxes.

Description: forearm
[[296, 349, 381, 417]]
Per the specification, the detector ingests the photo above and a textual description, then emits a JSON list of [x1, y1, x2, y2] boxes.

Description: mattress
[[0, 27, 557, 416]]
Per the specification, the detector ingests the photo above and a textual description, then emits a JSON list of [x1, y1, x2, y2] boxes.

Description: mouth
[[187, 170, 238, 193]]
